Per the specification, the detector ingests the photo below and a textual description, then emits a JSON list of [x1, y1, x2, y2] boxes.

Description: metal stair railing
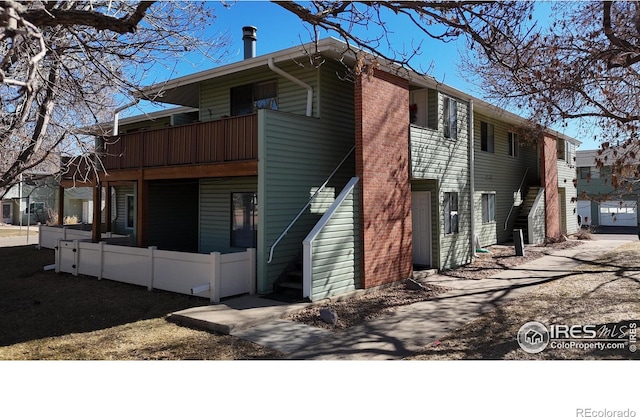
[[504, 167, 530, 230], [267, 145, 355, 264]]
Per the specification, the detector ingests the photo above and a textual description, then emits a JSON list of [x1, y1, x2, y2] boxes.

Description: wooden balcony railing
[[101, 114, 258, 171]]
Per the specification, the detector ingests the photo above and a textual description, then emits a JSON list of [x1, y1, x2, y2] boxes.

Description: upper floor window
[[231, 80, 278, 116], [508, 132, 519, 157], [410, 88, 438, 129], [443, 97, 457, 140], [481, 122, 494, 153], [578, 166, 590, 180]]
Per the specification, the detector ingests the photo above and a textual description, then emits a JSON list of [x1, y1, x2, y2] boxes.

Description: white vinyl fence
[[55, 240, 256, 302], [39, 225, 130, 249]]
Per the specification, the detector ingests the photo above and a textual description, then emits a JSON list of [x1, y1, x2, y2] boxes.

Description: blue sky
[[129, 1, 596, 149]]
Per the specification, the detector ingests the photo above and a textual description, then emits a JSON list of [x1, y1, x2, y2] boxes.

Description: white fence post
[[55, 238, 61, 273], [148, 246, 157, 292], [98, 241, 105, 280], [247, 248, 256, 295], [209, 252, 221, 303], [63, 226, 67, 241]]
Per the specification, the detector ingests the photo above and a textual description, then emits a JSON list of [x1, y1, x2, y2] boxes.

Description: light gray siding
[[410, 92, 471, 270], [310, 182, 360, 300], [557, 158, 579, 234], [529, 189, 546, 244], [112, 184, 134, 236], [199, 176, 258, 254], [473, 112, 540, 245]]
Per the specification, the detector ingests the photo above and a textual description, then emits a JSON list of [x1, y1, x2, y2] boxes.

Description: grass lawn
[[0, 245, 282, 360], [0, 227, 38, 238], [407, 241, 640, 360]]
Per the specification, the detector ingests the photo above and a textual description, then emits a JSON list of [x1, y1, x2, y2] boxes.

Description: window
[[230, 81, 278, 116], [508, 132, 519, 157], [481, 193, 496, 224], [578, 167, 591, 179], [125, 194, 134, 229], [557, 138, 566, 160], [27, 202, 45, 214], [481, 122, 494, 153], [444, 192, 459, 234], [231, 192, 258, 248], [443, 97, 457, 140]]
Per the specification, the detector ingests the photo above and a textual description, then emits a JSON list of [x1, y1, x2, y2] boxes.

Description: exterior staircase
[[272, 255, 305, 301], [513, 186, 541, 244]]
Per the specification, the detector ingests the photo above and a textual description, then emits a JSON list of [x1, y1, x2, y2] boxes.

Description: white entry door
[[412, 191, 432, 267], [2, 202, 12, 224]]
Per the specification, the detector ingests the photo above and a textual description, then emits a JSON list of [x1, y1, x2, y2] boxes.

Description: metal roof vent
[[242, 26, 257, 59]]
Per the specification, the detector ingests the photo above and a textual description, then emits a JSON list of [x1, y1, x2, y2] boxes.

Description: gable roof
[[136, 37, 580, 145]]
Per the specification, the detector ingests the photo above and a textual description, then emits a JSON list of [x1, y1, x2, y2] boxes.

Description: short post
[[98, 241, 105, 280], [148, 246, 157, 291], [55, 238, 61, 273], [72, 239, 79, 276], [513, 229, 525, 257], [247, 248, 256, 295], [38, 225, 42, 250], [209, 252, 221, 303]]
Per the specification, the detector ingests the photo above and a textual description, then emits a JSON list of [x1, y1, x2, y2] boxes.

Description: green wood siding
[[258, 110, 356, 294], [310, 182, 360, 300], [199, 177, 258, 254], [410, 92, 471, 270], [120, 117, 171, 133], [199, 61, 320, 121]]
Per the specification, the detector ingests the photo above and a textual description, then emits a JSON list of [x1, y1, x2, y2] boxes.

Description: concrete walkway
[[171, 238, 634, 359]]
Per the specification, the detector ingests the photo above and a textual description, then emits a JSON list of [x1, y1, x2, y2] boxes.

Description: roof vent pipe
[[242, 26, 257, 59]]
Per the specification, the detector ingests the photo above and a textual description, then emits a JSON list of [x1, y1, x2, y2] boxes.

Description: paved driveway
[[590, 225, 640, 241]]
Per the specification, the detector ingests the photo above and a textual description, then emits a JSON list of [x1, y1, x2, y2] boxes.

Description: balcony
[[101, 114, 258, 171]]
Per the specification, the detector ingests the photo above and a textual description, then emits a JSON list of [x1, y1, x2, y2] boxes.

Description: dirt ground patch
[[0, 245, 282, 360], [286, 240, 585, 330], [442, 240, 584, 280], [286, 284, 449, 330], [406, 241, 640, 360]]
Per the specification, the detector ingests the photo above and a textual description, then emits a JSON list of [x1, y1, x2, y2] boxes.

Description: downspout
[[268, 57, 313, 117], [112, 99, 140, 136], [469, 99, 476, 259]]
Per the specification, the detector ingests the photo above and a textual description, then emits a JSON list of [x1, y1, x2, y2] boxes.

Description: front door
[[2, 202, 12, 224], [411, 191, 432, 267]]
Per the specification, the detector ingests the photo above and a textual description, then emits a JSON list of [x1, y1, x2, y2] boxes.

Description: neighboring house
[[1, 173, 59, 225], [61, 32, 580, 301], [576, 149, 639, 227], [1, 174, 93, 226]]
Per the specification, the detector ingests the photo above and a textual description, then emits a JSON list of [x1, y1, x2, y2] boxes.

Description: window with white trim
[[508, 132, 519, 157], [125, 194, 134, 229], [481, 193, 496, 224], [444, 192, 459, 234], [481, 122, 494, 153], [443, 97, 457, 140], [231, 192, 258, 248]]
